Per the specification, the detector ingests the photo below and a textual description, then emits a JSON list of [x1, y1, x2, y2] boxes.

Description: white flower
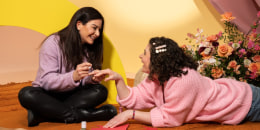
[[214, 59, 221, 66], [232, 43, 240, 50], [203, 47, 212, 55], [244, 59, 252, 67]]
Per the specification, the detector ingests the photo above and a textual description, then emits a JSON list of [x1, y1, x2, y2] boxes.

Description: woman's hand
[[90, 68, 129, 100], [90, 69, 105, 82], [73, 62, 92, 82], [103, 110, 132, 128], [89, 69, 123, 82]]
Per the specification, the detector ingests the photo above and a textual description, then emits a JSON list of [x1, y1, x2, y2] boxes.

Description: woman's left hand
[[90, 69, 106, 82], [103, 110, 132, 128]]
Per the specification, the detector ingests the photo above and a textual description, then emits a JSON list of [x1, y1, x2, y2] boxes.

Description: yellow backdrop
[[0, 0, 126, 104]]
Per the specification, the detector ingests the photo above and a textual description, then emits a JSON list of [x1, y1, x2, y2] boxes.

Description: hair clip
[[152, 42, 156, 45], [155, 44, 167, 53]]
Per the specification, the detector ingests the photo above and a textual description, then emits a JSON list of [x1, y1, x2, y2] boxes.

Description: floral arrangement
[[182, 12, 260, 86]]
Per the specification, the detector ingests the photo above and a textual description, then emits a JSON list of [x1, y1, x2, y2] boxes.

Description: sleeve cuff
[[70, 71, 80, 86], [150, 108, 165, 127]]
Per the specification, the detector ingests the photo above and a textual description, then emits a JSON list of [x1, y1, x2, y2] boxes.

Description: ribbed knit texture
[[117, 68, 252, 127], [32, 35, 93, 91]]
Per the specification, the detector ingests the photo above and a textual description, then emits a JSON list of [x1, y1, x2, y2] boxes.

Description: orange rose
[[221, 12, 236, 21], [248, 62, 260, 72], [227, 60, 237, 69], [235, 65, 241, 74], [246, 71, 250, 75], [217, 44, 233, 57], [249, 33, 257, 41], [207, 35, 218, 42], [181, 45, 187, 50], [239, 77, 247, 82], [211, 67, 224, 79], [252, 55, 260, 62]]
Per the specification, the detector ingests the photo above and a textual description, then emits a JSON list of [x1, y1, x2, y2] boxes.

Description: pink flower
[[257, 11, 260, 17], [238, 48, 246, 57], [249, 72, 258, 79], [247, 40, 254, 49], [218, 31, 223, 37], [187, 33, 195, 39], [254, 44, 260, 51], [184, 11, 260, 85]]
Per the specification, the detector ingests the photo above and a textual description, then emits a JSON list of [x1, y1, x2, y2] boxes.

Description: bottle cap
[[81, 121, 86, 128]]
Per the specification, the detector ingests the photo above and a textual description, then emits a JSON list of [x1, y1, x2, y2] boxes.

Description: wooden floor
[[1, 80, 260, 130]]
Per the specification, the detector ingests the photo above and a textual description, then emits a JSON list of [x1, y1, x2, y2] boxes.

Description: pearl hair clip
[[155, 44, 167, 53]]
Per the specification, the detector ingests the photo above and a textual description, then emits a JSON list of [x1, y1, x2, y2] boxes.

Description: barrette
[[155, 44, 167, 53]]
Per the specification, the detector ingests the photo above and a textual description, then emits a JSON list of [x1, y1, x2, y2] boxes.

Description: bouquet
[[183, 12, 260, 86]]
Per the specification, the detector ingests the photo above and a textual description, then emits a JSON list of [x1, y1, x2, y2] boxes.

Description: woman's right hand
[[103, 110, 132, 128], [89, 68, 123, 82], [73, 62, 92, 82]]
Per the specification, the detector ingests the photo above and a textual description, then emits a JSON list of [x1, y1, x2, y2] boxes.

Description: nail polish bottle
[[81, 121, 86, 130]]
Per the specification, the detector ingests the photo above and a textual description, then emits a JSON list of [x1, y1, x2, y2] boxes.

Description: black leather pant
[[18, 84, 108, 123]]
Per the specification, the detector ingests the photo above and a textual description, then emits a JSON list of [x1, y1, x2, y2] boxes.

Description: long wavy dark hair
[[148, 37, 198, 86], [57, 7, 104, 71]]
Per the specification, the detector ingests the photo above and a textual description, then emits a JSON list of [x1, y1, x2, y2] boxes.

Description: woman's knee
[[91, 84, 108, 98], [18, 86, 43, 107], [82, 84, 108, 104]]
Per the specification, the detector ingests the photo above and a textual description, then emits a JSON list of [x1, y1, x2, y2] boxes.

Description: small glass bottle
[[81, 121, 87, 130]]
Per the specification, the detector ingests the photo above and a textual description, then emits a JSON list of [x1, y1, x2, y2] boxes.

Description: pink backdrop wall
[[0, 26, 45, 84]]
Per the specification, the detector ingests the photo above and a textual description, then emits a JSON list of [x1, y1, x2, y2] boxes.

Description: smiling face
[[139, 44, 151, 74], [76, 19, 102, 44]]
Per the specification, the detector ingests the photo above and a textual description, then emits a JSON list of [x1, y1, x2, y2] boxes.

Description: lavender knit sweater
[[32, 35, 93, 91]]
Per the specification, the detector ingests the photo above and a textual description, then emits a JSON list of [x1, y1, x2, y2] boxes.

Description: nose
[[139, 54, 142, 59], [95, 30, 100, 37]]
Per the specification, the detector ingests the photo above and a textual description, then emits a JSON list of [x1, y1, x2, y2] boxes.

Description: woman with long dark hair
[[18, 7, 117, 127]]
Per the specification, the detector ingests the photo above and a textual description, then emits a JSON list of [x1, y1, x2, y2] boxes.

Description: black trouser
[[18, 84, 108, 123]]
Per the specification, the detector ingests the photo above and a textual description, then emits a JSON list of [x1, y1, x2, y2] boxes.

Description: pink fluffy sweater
[[117, 68, 252, 127]]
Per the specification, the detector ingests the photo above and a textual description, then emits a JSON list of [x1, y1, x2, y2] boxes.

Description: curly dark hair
[[148, 37, 198, 86]]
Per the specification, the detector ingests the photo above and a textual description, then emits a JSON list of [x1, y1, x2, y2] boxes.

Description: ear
[[76, 21, 82, 30]]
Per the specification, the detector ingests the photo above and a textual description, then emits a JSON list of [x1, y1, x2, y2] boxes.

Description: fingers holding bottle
[[73, 62, 92, 82]]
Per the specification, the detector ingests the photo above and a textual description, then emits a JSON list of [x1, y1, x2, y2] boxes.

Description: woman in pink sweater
[[91, 37, 260, 128]]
